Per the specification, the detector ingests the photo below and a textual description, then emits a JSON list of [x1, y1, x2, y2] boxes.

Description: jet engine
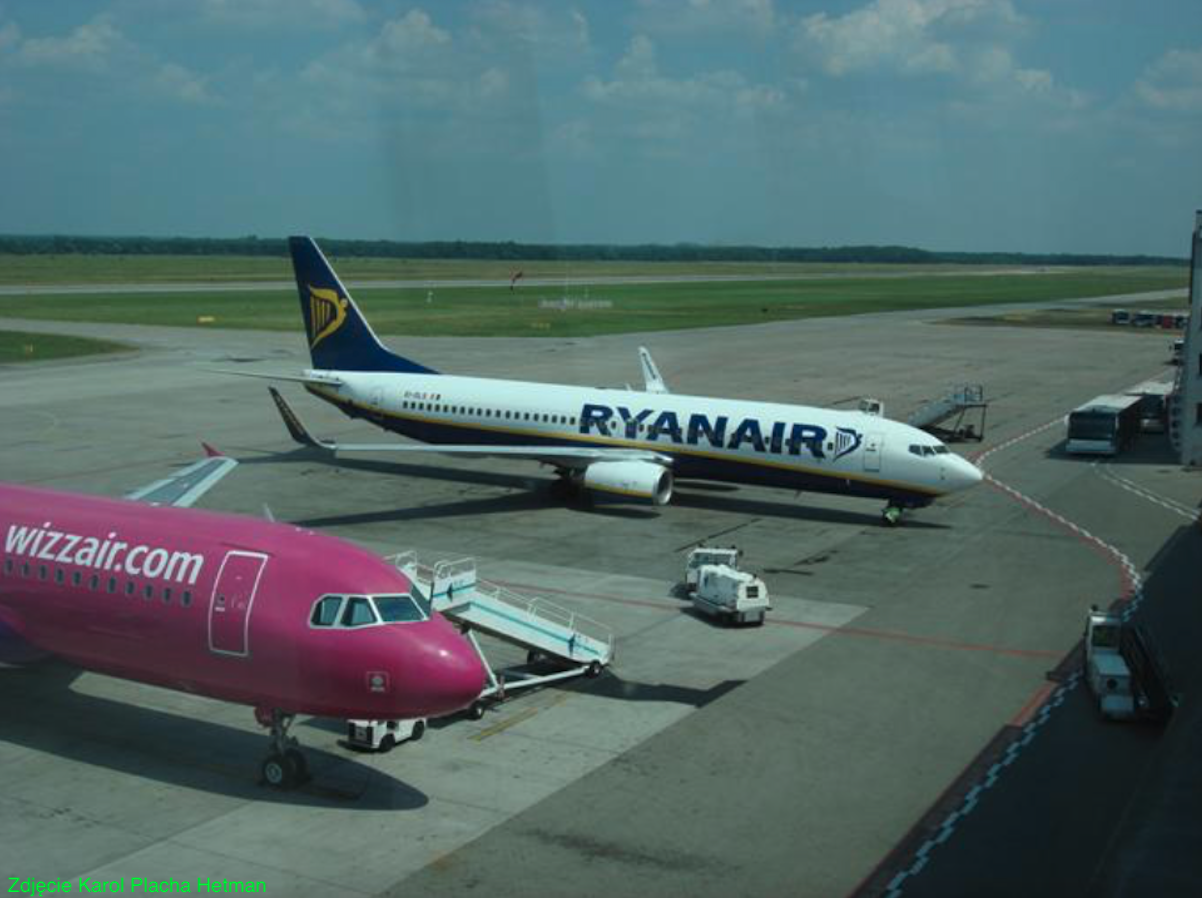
[[582, 461, 673, 506]]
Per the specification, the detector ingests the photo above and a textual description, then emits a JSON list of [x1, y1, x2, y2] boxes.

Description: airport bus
[[1065, 394, 1143, 455], [1125, 380, 1175, 434]]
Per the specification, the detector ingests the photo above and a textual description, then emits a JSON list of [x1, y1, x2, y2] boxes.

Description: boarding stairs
[[388, 551, 614, 716], [907, 384, 988, 442]]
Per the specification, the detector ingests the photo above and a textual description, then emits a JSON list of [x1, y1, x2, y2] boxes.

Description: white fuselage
[[306, 370, 983, 505]]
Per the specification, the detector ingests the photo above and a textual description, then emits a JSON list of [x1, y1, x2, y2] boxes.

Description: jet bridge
[[389, 551, 614, 718], [907, 384, 988, 442]]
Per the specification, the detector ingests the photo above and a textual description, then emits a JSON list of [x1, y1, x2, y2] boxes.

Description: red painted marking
[[1009, 681, 1057, 727], [495, 580, 1061, 661]]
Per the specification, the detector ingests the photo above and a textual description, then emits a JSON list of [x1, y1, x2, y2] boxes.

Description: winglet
[[639, 346, 669, 394], [269, 387, 332, 450], [201, 441, 223, 458]]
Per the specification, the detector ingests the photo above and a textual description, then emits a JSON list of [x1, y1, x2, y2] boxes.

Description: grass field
[[0, 330, 130, 364], [0, 270, 1187, 338], [0, 254, 1040, 285], [0, 253, 1187, 286]]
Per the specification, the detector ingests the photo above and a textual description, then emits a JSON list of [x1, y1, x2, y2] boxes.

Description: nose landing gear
[[882, 504, 904, 527], [256, 707, 309, 789]]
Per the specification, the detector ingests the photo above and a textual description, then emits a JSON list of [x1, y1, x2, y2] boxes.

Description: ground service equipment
[[684, 546, 742, 593], [691, 564, 770, 626], [1083, 609, 1175, 723]]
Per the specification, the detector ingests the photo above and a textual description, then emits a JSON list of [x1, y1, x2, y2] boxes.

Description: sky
[[0, 0, 1199, 255]]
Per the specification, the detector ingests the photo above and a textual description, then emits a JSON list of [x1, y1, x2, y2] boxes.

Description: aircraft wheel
[[468, 700, 486, 720], [882, 505, 902, 527], [410, 720, 426, 742], [586, 661, 603, 679], [262, 753, 294, 789]]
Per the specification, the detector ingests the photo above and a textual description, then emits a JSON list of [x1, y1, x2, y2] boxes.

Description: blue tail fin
[[288, 236, 437, 374]]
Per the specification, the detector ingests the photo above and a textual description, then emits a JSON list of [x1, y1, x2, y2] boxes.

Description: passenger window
[[373, 594, 425, 623], [163, 587, 172, 604], [3, 559, 10, 575], [54, 568, 64, 585], [341, 597, 377, 627], [144, 584, 154, 600], [107, 577, 117, 593], [38, 564, 48, 580], [89, 574, 99, 590], [310, 595, 343, 627], [71, 571, 81, 586], [125, 580, 136, 596], [21, 562, 29, 578], [182, 591, 192, 607]]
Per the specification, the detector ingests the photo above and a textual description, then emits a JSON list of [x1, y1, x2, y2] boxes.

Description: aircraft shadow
[[573, 671, 745, 708], [0, 663, 428, 810], [671, 488, 949, 530]]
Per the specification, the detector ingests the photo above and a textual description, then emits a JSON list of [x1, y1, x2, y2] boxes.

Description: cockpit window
[[340, 596, 377, 627], [909, 443, 949, 457], [373, 594, 426, 623], [310, 595, 343, 627]]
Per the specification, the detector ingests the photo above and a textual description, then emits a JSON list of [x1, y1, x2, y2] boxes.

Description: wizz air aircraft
[[256, 237, 982, 525], [0, 450, 486, 788]]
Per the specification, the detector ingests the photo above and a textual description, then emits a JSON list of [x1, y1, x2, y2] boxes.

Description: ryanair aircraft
[[254, 237, 982, 525]]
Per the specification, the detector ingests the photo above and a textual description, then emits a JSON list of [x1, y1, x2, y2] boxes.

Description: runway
[[0, 300, 1197, 896]]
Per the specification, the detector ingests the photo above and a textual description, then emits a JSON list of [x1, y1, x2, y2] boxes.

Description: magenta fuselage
[[0, 483, 485, 719]]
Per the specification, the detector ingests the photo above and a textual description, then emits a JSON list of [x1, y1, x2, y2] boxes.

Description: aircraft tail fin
[[288, 236, 438, 375]]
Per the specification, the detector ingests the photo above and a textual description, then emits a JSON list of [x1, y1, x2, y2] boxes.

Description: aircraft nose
[[950, 455, 984, 491], [416, 624, 487, 716]]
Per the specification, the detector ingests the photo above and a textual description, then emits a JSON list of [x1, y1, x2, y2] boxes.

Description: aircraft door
[[208, 551, 268, 657], [863, 433, 883, 472]]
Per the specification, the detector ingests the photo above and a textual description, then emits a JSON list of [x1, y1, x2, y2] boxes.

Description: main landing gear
[[881, 504, 904, 527], [256, 707, 309, 789]]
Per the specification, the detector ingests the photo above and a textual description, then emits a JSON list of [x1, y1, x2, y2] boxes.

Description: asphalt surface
[[0, 292, 1197, 897]]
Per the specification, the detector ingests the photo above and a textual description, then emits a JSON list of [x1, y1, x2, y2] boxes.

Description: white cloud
[[154, 63, 214, 105], [198, 0, 364, 29], [585, 33, 783, 112], [471, 2, 591, 49], [0, 20, 20, 53], [374, 9, 450, 59], [635, 0, 778, 37], [798, 0, 1021, 77], [1134, 48, 1202, 112], [16, 15, 125, 71]]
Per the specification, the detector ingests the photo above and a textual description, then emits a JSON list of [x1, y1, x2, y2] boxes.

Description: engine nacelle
[[582, 461, 673, 506]]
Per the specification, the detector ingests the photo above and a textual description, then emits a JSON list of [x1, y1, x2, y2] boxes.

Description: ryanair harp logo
[[308, 285, 348, 349]]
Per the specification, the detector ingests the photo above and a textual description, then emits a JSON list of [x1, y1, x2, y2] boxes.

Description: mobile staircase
[[390, 551, 615, 719], [907, 384, 988, 442]]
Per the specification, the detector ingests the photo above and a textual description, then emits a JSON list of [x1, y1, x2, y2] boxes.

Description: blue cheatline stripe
[[456, 601, 605, 660], [306, 386, 942, 503]]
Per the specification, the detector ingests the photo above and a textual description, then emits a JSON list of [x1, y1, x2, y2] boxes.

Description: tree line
[[0, 233, 1184, 267]]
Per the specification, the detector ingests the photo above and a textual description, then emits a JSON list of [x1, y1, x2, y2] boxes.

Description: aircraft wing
[[269, 387, 672, 470], [124, 444, 239, 508]]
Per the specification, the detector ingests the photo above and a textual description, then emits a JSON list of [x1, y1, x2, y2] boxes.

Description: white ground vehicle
[[347, 717, 426, 752], [684, 546, 742, 593], [691, 562, 770, 626], [1083, 609, 1173, 723]]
